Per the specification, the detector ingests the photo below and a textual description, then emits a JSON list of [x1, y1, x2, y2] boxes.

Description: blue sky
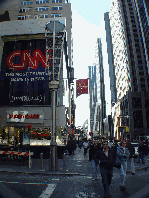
[[71, 0, 112, 26], [70, 0, 112, 127]]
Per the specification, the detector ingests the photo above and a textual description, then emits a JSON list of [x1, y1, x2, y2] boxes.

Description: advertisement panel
[[0, 39, 51, 106]]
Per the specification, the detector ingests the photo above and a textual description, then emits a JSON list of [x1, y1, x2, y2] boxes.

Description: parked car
[[131, 142, 139, 157]]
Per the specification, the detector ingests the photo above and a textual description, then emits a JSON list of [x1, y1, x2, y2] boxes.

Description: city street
[[0, 146, 149, 197]]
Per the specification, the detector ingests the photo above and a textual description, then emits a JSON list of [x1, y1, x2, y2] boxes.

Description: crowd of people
[[66, 137, 149, 198]]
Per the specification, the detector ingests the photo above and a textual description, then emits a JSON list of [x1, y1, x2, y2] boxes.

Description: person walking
[[126, 139, 135, 175], [83, 140, 89, 155], [142, 140, 148, 165], [95, 140, 115, 198], [137, 140, 144, 163], [78, 140, 83, 149], [89, 139, 101, 181], [117, 140, 129, 191]]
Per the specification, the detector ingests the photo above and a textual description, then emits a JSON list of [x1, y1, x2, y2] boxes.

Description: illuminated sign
[[0, 39, 51, 106], [7, 49, 52, 70], [9, 114, 40, 119], [7, 110, 44, 123]]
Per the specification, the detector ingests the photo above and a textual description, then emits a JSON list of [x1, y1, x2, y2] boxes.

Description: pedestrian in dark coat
[[142, 140, 148, 164], [89, 139, 101, 180], [137, 140, 144, 163], [95, 140, 115, 198]]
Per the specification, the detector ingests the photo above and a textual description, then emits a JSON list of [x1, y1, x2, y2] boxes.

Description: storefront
[[0, 106, 66, 150]]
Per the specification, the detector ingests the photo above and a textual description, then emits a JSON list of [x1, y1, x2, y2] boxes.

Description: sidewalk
[[0, 146, 149, 175]]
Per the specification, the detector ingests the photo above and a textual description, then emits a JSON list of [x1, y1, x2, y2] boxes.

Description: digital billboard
[[0, 39, 51, 106]]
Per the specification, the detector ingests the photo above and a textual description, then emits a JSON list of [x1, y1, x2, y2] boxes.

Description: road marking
[[0, 181, 49, 185], [39, 183, 56, 198]]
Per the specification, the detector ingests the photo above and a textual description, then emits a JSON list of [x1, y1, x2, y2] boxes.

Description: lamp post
[[45, 20, 65, 171]]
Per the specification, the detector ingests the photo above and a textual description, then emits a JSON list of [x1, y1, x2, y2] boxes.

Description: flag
[[76, 79, 88, 98]]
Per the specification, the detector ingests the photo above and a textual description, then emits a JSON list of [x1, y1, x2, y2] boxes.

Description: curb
[[0, 165, 148, 176]]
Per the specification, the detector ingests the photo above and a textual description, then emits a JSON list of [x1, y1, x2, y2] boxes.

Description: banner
[[76, 79, 88, 98]]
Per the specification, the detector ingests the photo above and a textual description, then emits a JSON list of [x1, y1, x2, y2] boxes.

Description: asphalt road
[[0, 169, 149, 197]]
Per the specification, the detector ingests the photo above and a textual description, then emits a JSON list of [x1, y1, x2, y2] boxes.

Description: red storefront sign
[[9, 114, 39, 119]]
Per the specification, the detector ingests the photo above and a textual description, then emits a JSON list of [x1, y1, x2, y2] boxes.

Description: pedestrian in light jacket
[[126, 139, 135, 175], [116, 140, 129, 191], [95, 140, 115, 198]]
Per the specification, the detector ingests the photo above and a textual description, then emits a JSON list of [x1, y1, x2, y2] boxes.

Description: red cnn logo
[[7, 49, 52, 70]]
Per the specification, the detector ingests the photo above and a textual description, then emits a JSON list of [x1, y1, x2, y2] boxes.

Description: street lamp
[[45, 19, 65, 171]]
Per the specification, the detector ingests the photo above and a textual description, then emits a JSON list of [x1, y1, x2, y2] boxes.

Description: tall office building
[[88, 65, 99, 137], [95, 38, 106, 136], [0, 0, 72, 146], [104, 12, 117, 107], [134, 0, 149, 72], [109, 0, 149, 140], [0, 0, 72, 68]]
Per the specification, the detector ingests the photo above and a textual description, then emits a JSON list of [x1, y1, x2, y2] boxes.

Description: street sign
[[126, 126, 129, 132]]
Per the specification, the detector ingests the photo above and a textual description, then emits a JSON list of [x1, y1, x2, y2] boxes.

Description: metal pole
[[53, 20, 55, 81], [50, 89, 57, 171]]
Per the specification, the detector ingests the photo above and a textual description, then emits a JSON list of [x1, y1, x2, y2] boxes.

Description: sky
[[70, 0, 112, 127]]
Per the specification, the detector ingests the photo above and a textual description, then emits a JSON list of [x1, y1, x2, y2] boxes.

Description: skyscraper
[[88, 65, 99, 137], [95, 38, 106, 136], [104, 12, 117, 107], [109, 0, 149, 140]]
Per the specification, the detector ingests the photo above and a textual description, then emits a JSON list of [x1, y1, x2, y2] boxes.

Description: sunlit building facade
[[109, 0, 149, 140]]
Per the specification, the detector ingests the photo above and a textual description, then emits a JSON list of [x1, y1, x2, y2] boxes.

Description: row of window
[[20, 0, 62, 5], [18, 13, 62, 20], [19, 6, 62, 13]]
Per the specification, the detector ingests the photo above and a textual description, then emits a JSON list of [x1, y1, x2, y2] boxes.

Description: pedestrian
[[83, 139, 89, 155], [117, 140, 129, 191], [78, 140, 83, 149], [142, 140, 148, 165], [66, 139, 73, 155], [126, 139, 135, 175], [95, 140, 115, 198], [137, 140, 144, 163], [89, 139, 101, 181]]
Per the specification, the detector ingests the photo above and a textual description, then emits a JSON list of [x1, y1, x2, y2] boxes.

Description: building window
[[20, 1, 33, 5], [36, 0, 49, 4], [51, 13, 62, 17], [19, 8, 32, 13], [34, 14, 48, 19], [52, 0, 62, 2], [131, 20, 135, 23], [52, 6, 62, 10], [133, 110, 143, 129], [35, 7, 49, 11], [18, 15, 31, 20], [133, 33, 138, 37]]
